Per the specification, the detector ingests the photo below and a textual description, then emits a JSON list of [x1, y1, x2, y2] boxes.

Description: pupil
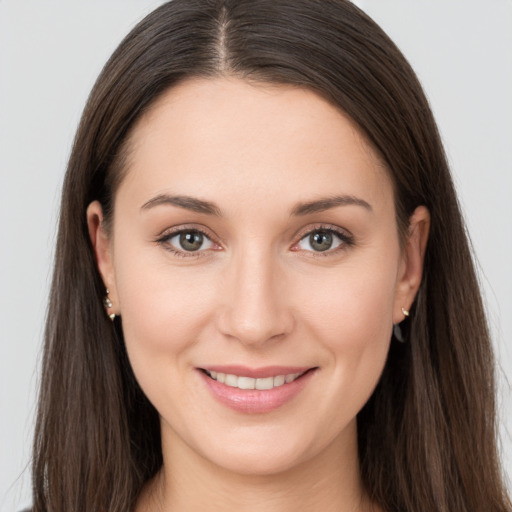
[[310, 231, 332, 252], [180, 231, 203, 251]]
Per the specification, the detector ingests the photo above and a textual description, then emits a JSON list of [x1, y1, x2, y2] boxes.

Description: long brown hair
[[32, 1, 511, 511]]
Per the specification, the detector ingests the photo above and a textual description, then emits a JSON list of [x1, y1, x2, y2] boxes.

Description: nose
[[216, 247, 294, 347]]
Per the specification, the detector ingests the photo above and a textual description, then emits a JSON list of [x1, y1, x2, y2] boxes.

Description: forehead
[[117, 77, 393, 216]]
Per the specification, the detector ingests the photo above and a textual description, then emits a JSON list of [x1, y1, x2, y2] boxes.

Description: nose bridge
[[218, 241, 292, 345]]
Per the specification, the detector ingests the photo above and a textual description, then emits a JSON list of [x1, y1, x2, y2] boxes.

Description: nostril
[[216, 302, 295, 347]]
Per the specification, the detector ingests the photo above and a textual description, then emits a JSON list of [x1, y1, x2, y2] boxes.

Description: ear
[[86, 201, 119, 315], [393, 205, 430, 324]]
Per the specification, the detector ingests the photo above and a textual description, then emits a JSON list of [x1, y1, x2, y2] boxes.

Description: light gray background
[[1, 1, 511, 510]]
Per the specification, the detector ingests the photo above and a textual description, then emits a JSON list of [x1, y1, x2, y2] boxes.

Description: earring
[[103, 288, 116, 321], [393, 323, 404, 342], [393, 307, 410, 343]]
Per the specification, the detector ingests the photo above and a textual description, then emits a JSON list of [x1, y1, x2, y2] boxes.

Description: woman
[[30, 0, 511, 511]]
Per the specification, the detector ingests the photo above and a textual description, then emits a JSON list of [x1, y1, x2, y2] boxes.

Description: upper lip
[[199, 365, 315, 379]]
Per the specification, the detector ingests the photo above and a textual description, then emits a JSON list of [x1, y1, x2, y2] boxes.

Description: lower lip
[[199, 369, 316, 414]]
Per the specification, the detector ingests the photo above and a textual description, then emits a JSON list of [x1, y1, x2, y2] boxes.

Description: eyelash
[[292, 224, 354, 257], [156, 225, 219, 258], [155, 224, 354, 258]]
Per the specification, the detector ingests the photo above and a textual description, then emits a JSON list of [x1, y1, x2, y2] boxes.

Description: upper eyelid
[[157, 224, 217, 241], [294, 223, 353, 241]]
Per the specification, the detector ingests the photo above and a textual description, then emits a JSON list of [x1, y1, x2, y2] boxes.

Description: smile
[[199, 366, 317, 414], [204, 370, 306, 390]]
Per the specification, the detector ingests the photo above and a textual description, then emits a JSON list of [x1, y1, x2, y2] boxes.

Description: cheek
[[294, 256, 398, 407], [113, 259, 222, 427], [116, 264, 216, 353], [298, 259, 397, 344]]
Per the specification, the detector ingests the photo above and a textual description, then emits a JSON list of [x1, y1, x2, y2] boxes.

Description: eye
[[158, 228, 218, 254], [295, 227, 352, 253]]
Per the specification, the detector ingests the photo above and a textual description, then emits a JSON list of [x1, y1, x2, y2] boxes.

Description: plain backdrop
[[1, 1, 511, 510]]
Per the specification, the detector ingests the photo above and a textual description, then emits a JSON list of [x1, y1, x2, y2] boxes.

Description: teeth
[[206, 371, 303, 390], [225, 374, 238, 387], [238, 376, 256, 389], [274, 374, 285, 387], [256, 377, 273, 390]]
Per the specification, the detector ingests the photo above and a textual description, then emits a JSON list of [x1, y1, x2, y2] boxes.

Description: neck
[[137, 420, 377, 512]]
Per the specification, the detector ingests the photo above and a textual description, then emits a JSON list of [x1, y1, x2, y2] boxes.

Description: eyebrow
[[140, 193, 372, 217], [140, 194, 222, 216], [291, 195, 373, 216]]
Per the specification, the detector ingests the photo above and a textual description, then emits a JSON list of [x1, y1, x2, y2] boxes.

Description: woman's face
[[89, 78, 427, 476]]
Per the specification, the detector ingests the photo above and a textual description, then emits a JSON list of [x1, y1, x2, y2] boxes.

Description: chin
[[189, 420, 349, 478], [205, 442, 312, 477]]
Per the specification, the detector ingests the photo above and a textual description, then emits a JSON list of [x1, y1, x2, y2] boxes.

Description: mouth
[[201, 368, 310, 390], [198, 366, 317, 414]]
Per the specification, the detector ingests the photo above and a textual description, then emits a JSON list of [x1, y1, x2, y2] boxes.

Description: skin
[[88, 77, 429, 512]]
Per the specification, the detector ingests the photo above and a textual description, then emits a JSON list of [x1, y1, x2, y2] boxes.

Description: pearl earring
[[103, 288, 116, 321]]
